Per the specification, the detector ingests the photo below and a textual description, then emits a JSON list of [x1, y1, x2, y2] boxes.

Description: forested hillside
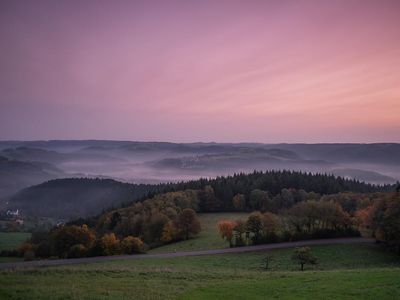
[[172, 170, 392, 212], [6, 170, 391, 220], [7, 178, 166, 219]]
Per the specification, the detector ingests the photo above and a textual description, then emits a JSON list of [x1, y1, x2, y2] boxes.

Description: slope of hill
[[0, 156, 66, 198], [1, 147, 124, 164], [6, 178, 166, 219], [266, 143, 400, 165], [149, 148, 324, 172], [330, 168, 397, 184]]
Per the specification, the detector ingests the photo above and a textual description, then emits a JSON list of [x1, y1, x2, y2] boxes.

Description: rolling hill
[[6, 178, 166, 220]]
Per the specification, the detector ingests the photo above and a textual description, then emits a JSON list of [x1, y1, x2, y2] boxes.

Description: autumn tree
[[218, 220, 236, 247], [161, 221, 180, 243], [233, 219, 246, 246], [18, 242, 35, 258], [291, 247, 317, 271], [379, 195, 400, 248], [68, 244, 87, 258], [368, 193, 400, 250], [287, 200, 351, 234], [354, 205, 374, 229], [147, 212, 169, 242], [51, 224, 96, 258], [177, 208, 201, 240], [246, 212, 263, 242], [100, 233, 120, 255], [261, 212, 280, 240], [120, 236, 144, 254]]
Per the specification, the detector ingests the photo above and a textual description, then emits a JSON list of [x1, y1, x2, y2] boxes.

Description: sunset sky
[[1, 0, 399, 142]]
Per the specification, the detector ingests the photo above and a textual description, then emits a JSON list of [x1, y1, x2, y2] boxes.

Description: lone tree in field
[[291, 247, 317, 271], [177, 208, 201, 240], [262, 255, 273, 270]]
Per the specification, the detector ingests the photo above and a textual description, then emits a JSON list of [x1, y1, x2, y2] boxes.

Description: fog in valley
[[1, 140, 399, 201]]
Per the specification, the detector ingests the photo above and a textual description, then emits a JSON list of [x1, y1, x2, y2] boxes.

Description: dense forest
[[171, 170, 393, 212]]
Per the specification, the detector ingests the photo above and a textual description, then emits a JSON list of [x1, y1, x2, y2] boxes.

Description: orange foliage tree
[[218, 220, 236, 247], [100, 233, 120, 255], [161, 221, 180, 243]]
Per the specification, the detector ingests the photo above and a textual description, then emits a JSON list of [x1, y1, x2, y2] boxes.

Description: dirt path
[[0, 237, 374, 270]]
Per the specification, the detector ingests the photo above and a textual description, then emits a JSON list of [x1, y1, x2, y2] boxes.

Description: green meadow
[[1, 243, 399, 299], [0, 232, 30, 263], [149, 212, 249, 253], [0, 232, 31, 251]]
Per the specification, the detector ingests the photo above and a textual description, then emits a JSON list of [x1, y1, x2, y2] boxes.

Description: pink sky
[[1, 0, 399, 142]]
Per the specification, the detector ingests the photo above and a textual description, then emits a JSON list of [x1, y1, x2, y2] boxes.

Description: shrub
[[23, 250, 35, 261], [68, 244, 87, 258], [51, 224, 96, 258], [0, 249, 19, 257], [18, 242, 35, 257], [120, 236, 144, 254]]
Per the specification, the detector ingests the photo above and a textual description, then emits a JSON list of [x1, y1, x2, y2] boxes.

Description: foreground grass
[[0, 232, 30, 251], [149, 212, 249, 253], [1, 244, 399, 299], [181, 269, 400, 300], [0, 257, 23, 263]]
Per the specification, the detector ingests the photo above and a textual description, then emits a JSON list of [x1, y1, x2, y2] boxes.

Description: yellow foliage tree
[[120, 236, 144, 254], [101, 233, 120, 255]]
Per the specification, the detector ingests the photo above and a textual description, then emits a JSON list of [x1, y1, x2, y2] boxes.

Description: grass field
[[0, 232, 30, 263], [0, 232, 30, 251], [1, 244, 399, 299], [149, 212, 249, 253]]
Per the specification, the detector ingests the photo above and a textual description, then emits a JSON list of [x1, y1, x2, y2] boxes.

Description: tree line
[[171, 170, 392, 212], [10, 190, 201, 259], [356, 191, 400, 251], [218, 189, 400, 250]]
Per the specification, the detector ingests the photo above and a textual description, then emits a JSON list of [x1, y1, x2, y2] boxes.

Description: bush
[[18, 242, 35, 257], [24, 250, 35, 261], [51, 224, 96, 258], [120, 236, 144, 254], [35, 241, 52, 258], [68, 244, 87, 258]]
